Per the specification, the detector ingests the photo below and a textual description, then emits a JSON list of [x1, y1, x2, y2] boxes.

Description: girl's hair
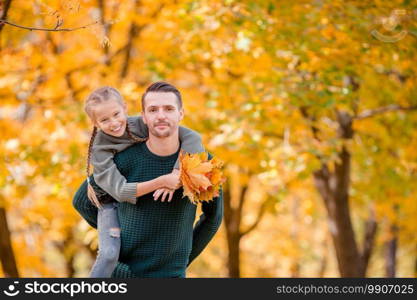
[[84, 86, 147, 207]]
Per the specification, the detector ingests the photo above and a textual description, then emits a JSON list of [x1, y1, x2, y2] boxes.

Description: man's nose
[[156, 110, 166, 119]]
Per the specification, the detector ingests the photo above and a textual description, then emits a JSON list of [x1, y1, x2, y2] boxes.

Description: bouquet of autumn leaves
[[179, 151, 226, 204]]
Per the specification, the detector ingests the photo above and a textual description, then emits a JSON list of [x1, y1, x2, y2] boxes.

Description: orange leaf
[[179, 151, 226, 204]]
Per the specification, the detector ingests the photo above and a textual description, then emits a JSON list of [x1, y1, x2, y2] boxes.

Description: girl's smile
[[93, 100, 128, 137]]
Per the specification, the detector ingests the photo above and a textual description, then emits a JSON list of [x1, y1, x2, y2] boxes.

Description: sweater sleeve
[[175, 126, 205, 169], [187, 153, 224, 265], [72, 180, 98, 229], [92, 131, 138, 204], [129, 115, 149, 137]]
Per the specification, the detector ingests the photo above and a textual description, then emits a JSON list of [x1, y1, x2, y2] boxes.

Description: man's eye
[[114, 112, 119, 116]]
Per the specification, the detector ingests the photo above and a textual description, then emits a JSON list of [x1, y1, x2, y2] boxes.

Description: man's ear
[[179, 108, 184, 121], [141, 111, 147, 124]]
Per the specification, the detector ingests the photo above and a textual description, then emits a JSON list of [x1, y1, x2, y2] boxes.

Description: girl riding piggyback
[[84, 86, 204, 277]]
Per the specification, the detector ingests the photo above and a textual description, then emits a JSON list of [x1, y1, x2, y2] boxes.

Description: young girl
[[84, 86, 204, 277]]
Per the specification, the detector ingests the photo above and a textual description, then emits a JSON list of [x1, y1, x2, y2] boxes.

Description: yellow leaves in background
[[179, 151, 225, 204], [1, 0, 417, 277]]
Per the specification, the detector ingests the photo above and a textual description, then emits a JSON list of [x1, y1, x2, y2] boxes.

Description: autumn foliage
[[1, 0, 417, 278], [179, 151, 225, 204]]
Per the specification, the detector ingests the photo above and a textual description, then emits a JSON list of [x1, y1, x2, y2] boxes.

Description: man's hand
[[153, 188, 175, 202]]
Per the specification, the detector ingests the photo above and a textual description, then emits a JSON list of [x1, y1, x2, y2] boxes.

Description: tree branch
[[355, 105, 417, 120], [299, 106, 328, 168], [0, 19, 99, 32], [119, 22, 142, 79], [240, 198, 270, 237], [119, 2, 165, 79], [263, 132, 284, 139], [299, 106, 321, 142], [67, 63, 98, 74], [237, 185, 248, 219]]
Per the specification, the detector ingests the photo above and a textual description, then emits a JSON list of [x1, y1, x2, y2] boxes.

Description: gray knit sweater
[[92, 116, 203, 204]]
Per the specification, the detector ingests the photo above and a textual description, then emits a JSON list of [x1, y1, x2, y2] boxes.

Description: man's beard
[[149, 122, 174, 138]]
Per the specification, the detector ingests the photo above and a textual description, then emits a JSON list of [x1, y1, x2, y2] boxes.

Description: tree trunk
[[414, 243, 417, 278], [385, 224, 397, 277], [0, 206, 19, 277], [360, 211, 378, 276], [0, 0, 13, 29], [290, 196, 300, 277], [225, 226, 241, 278], [223, 174, 271, 277], [0, 0, 13, 51], [223, 185, 242, 278], [312, 111, 377, 277], [66, 255, 75, 278], [54, 228, 79, 278], [313, 161, 362, 277]]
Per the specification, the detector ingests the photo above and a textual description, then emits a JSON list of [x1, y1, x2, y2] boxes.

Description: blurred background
[[1, 0, 417, 277]]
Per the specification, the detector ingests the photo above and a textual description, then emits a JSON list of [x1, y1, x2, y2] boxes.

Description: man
[[73, 81, 223, 278]]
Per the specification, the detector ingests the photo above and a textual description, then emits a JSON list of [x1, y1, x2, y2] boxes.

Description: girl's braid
[[125, 121, 147, 143], [86, 126, 101, 208]]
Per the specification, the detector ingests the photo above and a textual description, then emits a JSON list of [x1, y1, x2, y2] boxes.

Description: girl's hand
[[170, 169, 182, 188], [161, 170, 181, 190], [153, 188, 174, 202]]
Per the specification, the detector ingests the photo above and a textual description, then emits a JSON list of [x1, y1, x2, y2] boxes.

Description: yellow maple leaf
[[179, 151, 226, 204]]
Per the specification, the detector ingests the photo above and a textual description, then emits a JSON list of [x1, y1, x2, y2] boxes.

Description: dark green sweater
[[72, 142, 223, 278]]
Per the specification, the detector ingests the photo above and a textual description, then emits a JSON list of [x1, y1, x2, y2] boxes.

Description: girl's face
[[93, 100, 128, 137]]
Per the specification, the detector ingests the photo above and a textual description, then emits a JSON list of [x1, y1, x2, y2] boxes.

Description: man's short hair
[[141, 81, 183, 110]]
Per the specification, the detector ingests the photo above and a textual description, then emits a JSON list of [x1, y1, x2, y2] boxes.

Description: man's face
[[142, 92, 184, 138]]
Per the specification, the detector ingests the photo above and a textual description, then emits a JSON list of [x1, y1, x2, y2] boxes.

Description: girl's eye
[[114, 112, 119, 116]]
